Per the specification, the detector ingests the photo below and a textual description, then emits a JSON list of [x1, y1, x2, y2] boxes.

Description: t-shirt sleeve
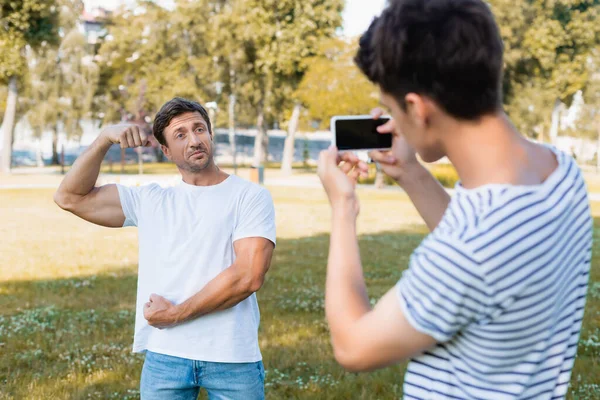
[[233, 187, 276, 246], [396, 237, 491, 342], [116, 184, 142, 227]]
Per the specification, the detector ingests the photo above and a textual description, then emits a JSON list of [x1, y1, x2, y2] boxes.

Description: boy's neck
[[443, 112, 554, 190]]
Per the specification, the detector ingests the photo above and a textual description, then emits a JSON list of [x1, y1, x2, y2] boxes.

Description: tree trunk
[[1, 77, 18, 174], [228, 93, 237, 174], [549, 99, 562, 145], [253, 106, 268, 167], [36, 138, 44, 168], [51, 124, 60, 165], [281, 103, 301, 176]]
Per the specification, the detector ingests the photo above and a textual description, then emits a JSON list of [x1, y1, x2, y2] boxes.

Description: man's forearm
[[325, 203, 371, 347], [397, 164, 451, 231], [174, 264, 255, 323], [56, 135, 112, 198]]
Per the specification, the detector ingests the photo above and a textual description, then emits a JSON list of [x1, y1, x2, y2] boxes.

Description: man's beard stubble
[[178, 143, 213, 173]]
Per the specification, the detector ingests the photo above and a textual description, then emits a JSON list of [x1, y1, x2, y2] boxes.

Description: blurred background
[[1, 0, 599, 176], [1, 0, 389, 176], [0, 1, 599, 399]]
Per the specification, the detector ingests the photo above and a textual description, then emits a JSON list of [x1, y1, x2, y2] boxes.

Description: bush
[[357, 163, 459, 189], [429, 164, 459, 188]]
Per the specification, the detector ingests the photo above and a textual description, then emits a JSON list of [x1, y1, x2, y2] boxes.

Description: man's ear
[[161, 144, 172, 161], [405, 93, 429, 128]]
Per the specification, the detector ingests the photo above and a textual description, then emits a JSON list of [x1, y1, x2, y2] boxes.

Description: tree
[[97, 1, 214, 121], [578, 54, 600, 170], [0, 0, 59, 173], [296, 38, 379, 129], [59, 30, 100, 142], [490, 0, 600, 142], [296, 37, 382, 183], [232, 0, 344, 168], [23, 29, 98, 166], [24, 44, 60, 165]]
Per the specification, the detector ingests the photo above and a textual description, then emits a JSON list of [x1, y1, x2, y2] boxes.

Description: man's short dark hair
[[153, 97, 212, 146], [355, 0, 504, 120]]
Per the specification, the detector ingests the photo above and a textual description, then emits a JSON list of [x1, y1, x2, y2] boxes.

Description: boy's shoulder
[[428, 147, 582, 256]]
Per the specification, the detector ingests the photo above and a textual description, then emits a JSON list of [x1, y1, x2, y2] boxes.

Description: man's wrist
[[172, 303, 189, 325], [97, 132, 115, 148]]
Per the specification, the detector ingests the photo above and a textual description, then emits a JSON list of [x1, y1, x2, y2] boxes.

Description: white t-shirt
[[116, 175, 276, 363]]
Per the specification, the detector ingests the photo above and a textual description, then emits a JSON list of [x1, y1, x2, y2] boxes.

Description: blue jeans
[[140, 351, 265, 400]]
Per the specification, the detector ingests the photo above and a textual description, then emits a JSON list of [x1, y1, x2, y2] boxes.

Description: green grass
[[0, 187, 599, 399]]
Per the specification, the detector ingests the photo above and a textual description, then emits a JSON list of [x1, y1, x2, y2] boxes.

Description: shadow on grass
[[1, 223, 598, 399]]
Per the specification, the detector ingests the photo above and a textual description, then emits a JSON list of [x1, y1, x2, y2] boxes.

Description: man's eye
[[177, 133, 184, 138], [196, 127, 204, 133]]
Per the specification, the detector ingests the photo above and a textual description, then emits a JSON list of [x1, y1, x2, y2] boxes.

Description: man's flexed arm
[[144, 237, 274, 329], [53, 124, 150, 227]]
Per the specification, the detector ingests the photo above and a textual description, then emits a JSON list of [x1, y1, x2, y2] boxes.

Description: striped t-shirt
[[397, 148, 592, 399]]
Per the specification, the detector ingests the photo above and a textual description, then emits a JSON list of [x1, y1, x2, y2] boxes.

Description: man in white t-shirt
[[316, 0, 592, 398], [54, 97, 276, 399]]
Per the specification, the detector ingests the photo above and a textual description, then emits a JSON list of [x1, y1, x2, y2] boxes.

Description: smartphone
[[330, 115, 392, 152]]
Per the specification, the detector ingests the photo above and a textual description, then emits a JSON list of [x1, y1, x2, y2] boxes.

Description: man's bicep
[[233, 237, 274, 292], [233, 188, 276, 245], [233, 237, 275, 267], [67, 184, 127, 228], [340, 288, 437, 371]]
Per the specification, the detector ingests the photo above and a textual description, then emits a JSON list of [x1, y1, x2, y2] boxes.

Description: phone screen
[[335, 118, 392, 151]]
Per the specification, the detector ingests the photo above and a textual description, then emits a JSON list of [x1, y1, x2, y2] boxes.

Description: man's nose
[[189, 131, 202, 146]]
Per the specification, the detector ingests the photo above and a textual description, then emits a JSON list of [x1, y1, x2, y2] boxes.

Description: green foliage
[[24, 25, 99, 142], [296, 38, 379, 130], [490, 0, 600, 137], [96, 1, 212, 124], [226, 0, 344, 130], [0, 0, 60, 81], [577, 56, 600, 141], [429, 164, 460, 188]]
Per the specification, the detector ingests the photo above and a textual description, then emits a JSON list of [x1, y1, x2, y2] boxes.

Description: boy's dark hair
[[355, 0, 504, 120], [153, 97, 212, 146]]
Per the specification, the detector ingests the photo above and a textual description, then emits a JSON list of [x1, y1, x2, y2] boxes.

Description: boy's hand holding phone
[[367, 108, 420, 185], [317, 147, 368, 218]]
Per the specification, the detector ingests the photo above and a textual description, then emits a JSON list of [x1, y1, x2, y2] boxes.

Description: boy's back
[[398, 148, 592, 399]]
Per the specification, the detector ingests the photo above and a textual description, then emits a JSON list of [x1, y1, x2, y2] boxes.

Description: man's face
[[380, 91, 445, 163], [161, 111, 214, 172]]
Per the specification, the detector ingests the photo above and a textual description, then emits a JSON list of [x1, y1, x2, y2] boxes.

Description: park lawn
[[0, 186, 599, 399]]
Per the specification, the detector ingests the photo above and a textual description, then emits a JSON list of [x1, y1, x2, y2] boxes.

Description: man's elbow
[[246, 274, 264, 293], [235, 268, 265, 295], [53, 191, 75, 211]]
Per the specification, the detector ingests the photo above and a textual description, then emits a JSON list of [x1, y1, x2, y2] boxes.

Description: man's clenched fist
[[101, 124, 151, 149]]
